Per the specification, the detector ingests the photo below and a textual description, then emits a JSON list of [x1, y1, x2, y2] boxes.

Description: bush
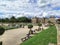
[[28, 24, 33, 34], [0, 26, 5, 35], [0, 41, 2, 45], [28, 24, 33, 29], [38, 23, 42, 27], [19, 24, 22, 27]]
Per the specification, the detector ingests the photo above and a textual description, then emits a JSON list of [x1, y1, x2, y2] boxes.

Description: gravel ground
[[0, 25, 48, 45]]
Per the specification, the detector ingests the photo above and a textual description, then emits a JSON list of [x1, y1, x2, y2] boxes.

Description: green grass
[[1, 26, 18, 30], [1, 26, 14, 30], [21, 26, 57, 45]]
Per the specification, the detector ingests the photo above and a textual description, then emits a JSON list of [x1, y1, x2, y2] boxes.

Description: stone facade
[[32, 17, 42, 23], [49, 16, 56, 23], [32, 17, 38, 23], [32, 16, 55, 24]]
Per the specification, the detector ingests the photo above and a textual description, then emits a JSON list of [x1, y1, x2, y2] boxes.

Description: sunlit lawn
[[21, 25, 57, 45]]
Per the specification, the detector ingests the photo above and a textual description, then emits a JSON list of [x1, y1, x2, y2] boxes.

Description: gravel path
[[0, 26, 48, 45], [56, 24, 60, 45]]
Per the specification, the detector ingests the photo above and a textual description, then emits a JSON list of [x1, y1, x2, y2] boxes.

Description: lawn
[[21, 26, 57, 45], [1, 24, 22, 30]]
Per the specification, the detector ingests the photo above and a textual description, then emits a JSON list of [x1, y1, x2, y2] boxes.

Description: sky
[[0, 0, 60, 18]]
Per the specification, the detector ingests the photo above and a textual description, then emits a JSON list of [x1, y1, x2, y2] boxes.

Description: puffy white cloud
[[0, 0, 60, 18]]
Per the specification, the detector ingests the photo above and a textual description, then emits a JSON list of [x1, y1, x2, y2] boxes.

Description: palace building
[[32, 16, 56, 24]]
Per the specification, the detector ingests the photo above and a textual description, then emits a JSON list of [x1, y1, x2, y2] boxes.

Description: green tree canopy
[[0, 16, 31, 23], [38, 23, 42, 27], [28, 24, 33, 34], [28, 24, 33, 30], [9, 16, 17, 23], [17, 17, 31, 23]]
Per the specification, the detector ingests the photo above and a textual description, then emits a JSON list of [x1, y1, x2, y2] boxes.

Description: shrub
[[19, 24, 22, 27], [0, 41, 2, 45], [28, 24, 33, 34], [0, 26, 5, 35], [28, 24, 33, 30], [38, 23, 42, 27]]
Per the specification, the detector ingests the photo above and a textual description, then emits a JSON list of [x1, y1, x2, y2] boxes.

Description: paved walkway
[[55, 24, 60, 45]]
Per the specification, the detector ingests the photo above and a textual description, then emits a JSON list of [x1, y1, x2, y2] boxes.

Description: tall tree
[[5, 18, 9, 23], [17, 17, 31, 23], [9, 16, 16, 23]]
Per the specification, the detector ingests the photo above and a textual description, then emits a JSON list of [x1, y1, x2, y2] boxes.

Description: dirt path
[[55, 24, 60, 45], [0, 26, 48, 45]]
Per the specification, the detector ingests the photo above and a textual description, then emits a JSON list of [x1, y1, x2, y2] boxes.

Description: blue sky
[[0, 0, 60, 18]]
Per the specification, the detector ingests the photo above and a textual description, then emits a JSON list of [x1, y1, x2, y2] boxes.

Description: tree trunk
[[29, 28, 33, 34]]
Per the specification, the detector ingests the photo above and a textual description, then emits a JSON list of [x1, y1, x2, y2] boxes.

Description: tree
[[48, 20, 52, 25], [0, 26, 5, 35], [0, 18, 9, 23], [0, 16, 31, 23], [4, 18, 9, 23], [17, 17, 31, 23], [9, 16, 16, 23], [38, 23, 42, 31], [28, 24, 33, 34], [38, 23, 42, 28], [48, 20, 54, 26], [1, 19, 5, 22], [0, 19, 2, 22], [43, 17, 45, 24]]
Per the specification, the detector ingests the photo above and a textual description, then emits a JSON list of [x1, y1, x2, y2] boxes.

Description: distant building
[[49, 16, 56, 23], [32, 17, 38, 23], [32, 16, 56, 24], [32, 17, 42, 23], [42, 18, 49, 24]]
